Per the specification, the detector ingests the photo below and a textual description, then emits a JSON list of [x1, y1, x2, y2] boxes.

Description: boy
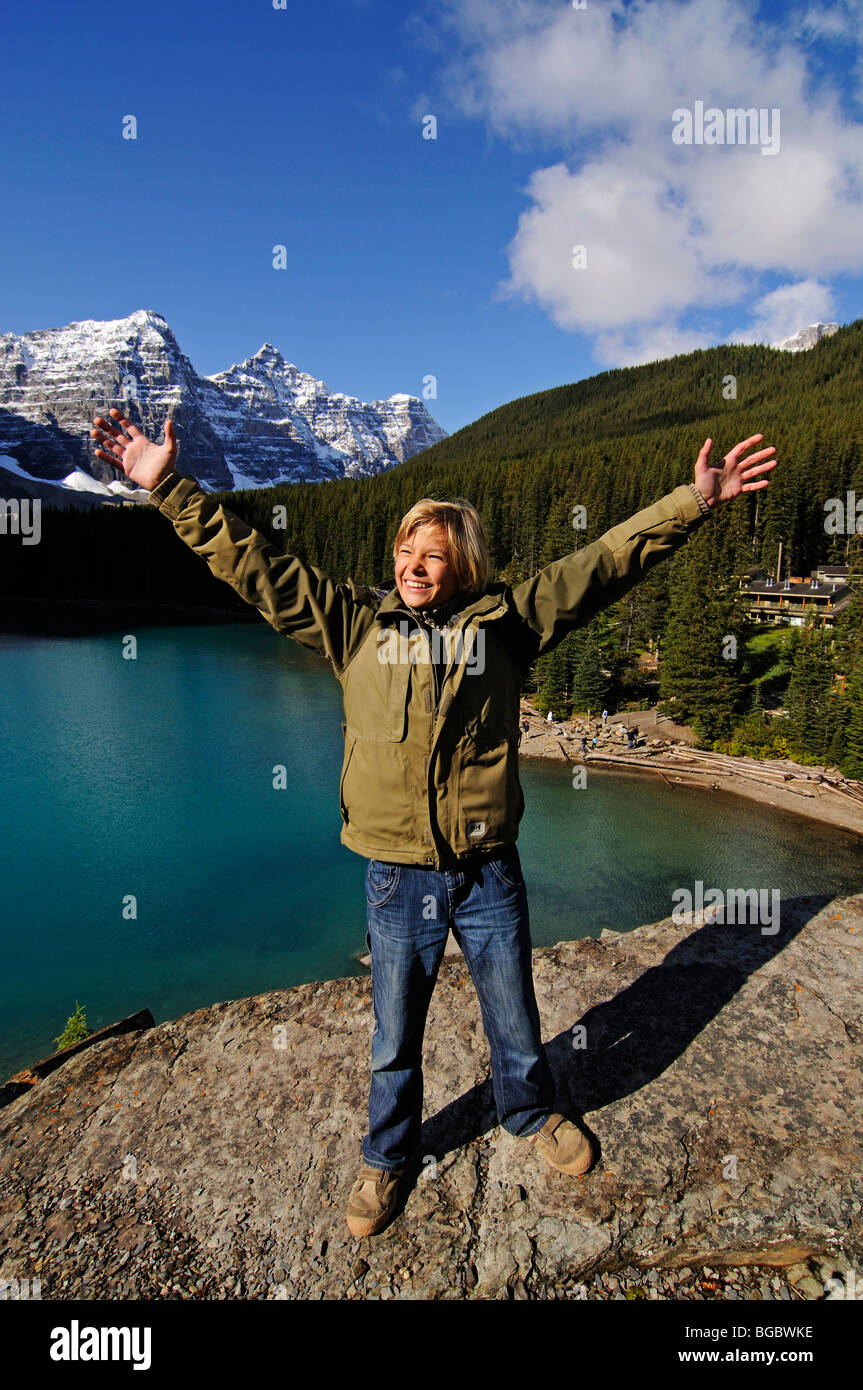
[[91, 408, 777, 1237]]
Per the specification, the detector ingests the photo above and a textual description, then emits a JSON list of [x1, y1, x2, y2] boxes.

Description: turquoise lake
[[1, 623, 861, 1081]]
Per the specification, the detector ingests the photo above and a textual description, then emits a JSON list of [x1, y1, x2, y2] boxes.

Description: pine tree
[[834, 575, 863, 777], [54, 1000, 90, 1052], [538, 493, 578, 566], [658, 524, 746, 742], [842, 663, 863, 779], [570, 629, 608, 714], [535, 643, 571, 719], [784, 625, 836, 760]]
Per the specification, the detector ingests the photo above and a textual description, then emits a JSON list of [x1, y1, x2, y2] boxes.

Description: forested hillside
[[2, 323, 861, 773]]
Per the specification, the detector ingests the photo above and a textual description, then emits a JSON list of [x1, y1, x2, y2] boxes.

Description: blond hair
[[392, 498, 493, 600]]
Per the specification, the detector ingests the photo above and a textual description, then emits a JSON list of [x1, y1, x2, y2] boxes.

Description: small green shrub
[[54, 1001, 90, 1052]]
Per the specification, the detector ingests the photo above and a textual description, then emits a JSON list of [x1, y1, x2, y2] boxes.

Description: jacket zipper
[[414, 614, 439, 866], [422, 612, 473, 867]]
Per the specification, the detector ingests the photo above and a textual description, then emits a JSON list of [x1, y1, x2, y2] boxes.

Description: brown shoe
[[346, 1163, 404, 1238], [524, 1114, 595, 1176]]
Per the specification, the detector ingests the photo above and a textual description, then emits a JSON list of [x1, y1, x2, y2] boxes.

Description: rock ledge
[[1, 894, 860, 1299]]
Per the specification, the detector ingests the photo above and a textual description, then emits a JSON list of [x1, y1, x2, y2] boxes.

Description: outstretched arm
[[90, 409, 376, 672], [510, 433, 778, 662]]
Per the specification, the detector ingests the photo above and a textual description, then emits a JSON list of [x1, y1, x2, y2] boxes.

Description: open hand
[[695, 434, 778, 509], [90, 409, 177, 492]]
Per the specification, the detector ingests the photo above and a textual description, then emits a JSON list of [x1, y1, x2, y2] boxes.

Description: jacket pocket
[[454, 736, 522, 849], [339, 730, 356, 823], [343, 638, 411, 743], [387, 658, 411, 741], [344, 739, 413, 842]]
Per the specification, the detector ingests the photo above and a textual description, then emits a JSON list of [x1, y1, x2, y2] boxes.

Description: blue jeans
[[361, 844, 557, 1171]]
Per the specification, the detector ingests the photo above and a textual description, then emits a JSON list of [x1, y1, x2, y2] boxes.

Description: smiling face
[[395, 523, 461, 609]]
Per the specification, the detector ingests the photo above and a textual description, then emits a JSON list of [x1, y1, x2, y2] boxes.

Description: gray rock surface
[[1, 892, 860, 1300]]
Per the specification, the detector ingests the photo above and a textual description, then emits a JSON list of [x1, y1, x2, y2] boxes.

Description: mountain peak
[[0, 311, 448, 501], [773, 322, 839, 353]]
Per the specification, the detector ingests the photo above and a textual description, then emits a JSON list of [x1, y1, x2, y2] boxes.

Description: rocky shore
[[518, 701, 863, 838], [1, 891, 861, 1301]]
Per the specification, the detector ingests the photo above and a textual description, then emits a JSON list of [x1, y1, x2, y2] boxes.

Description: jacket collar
[[373, 581, 509, 625]]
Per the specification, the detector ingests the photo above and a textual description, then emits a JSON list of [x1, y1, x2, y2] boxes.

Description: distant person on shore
[[91, 407, 777, 1239]]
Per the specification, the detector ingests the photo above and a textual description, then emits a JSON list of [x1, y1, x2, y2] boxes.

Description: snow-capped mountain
[[202, 342, 446, 489], [0, 311, 447, 505], [772, 322, 839, 352]]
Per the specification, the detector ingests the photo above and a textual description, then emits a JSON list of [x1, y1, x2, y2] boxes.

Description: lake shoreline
[[4, 605, 858, 836], [518, 699, 863, 839], [0, 595, 254, 635], [4, 604, 860, 841]]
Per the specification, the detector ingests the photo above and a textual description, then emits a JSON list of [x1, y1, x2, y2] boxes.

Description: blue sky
[[2, 0, 862, 435]]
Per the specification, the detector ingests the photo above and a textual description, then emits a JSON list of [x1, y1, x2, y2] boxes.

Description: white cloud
[[796, 0, 861, 43], [496, 153, 747, 332], [729, 280, 837, 344], [423, 0, 863, 365]]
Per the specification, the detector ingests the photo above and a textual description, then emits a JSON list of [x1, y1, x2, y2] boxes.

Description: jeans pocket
[[365, 859, 402, 907], [488, 844, 523, 889]]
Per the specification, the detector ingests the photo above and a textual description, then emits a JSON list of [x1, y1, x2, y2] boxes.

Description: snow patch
[[0, 454, 38, 481]]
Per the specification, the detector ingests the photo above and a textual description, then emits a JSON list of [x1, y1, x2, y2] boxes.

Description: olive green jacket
[[148, 471, 711, 867]]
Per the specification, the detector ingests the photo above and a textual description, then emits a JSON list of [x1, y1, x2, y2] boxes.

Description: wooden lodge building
[[740, 565, 854, 629]]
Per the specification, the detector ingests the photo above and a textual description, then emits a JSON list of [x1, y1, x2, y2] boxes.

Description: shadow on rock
[[416, 893, 829, 1179]]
